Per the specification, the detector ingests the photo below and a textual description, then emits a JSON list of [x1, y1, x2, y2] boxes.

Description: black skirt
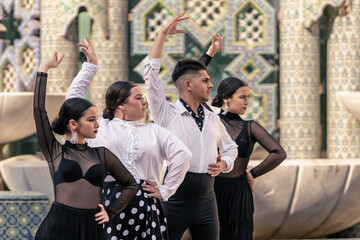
[[214, 174, 254, 240], [35, 201, 102, 240], [102, 180, 168, 240]]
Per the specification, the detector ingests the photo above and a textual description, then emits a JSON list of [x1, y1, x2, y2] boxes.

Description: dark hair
[[211, 77, 248, 107], [172, 59, 207, 83], [103, 81, 137, 120], [51, 98, 94, 135]]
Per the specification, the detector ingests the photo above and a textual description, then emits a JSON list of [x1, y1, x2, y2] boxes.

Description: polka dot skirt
[[102, 180, 169, 240]]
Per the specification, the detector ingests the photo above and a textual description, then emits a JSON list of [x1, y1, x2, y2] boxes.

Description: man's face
[[188, 69, 213, 102]]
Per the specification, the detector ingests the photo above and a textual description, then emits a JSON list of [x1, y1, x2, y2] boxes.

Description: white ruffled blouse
[[66, 63, 192, 201]]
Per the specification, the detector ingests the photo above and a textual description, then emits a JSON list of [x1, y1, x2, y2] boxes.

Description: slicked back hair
[[171, 59, 207, 85]]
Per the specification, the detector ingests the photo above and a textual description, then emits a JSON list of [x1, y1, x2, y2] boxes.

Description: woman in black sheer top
[[207, 75, 287, 240], [33, 52, 138, 240]]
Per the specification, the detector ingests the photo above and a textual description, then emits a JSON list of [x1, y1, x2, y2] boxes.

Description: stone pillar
[[40, 1, 79, 93], [279, 0, 322, 159], [327, 0, 360, 158], [90, 0, 128, 112]]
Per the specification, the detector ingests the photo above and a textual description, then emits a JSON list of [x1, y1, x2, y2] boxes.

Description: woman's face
[[76, 106, 99, 139], [122, 86, 147, 121], [227, 86, 250, 115]]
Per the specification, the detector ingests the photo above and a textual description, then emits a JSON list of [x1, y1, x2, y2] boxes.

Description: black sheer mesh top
[[33, 72, 138, 219], [218, 111, 286, 178], [200, 53, 286, 178]]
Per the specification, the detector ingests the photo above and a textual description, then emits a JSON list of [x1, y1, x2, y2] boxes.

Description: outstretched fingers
[[57, 53, 65, 65]]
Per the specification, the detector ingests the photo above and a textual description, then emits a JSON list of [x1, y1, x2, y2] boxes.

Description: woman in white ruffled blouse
[[65, 37, 192, 240]]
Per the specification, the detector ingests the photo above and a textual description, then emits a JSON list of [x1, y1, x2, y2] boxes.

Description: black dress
[[214, 111, 287, 240], [33, 72, 138, 240]]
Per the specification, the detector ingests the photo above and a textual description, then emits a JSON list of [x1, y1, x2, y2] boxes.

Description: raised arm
[[144, 13, 189, 127], [200, 33, 225, 67], [66, 36, 99, 100], [103, 148, 138, 220], [249, 121, 287, 178], [33, 52, 64, 162]]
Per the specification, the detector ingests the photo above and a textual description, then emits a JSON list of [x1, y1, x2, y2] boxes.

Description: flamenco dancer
[[66, 37, 192, 240], [211, 77, 287, 240], [144, 13, 238, 240], [34, 51, 138, 240]]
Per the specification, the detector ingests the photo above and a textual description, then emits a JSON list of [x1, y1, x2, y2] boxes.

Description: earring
[[121, 107, 126, 120], [71, 128, 77, 144], [222, 101, 229, 115]]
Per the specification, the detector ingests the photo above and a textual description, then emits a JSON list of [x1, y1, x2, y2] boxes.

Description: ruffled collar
[[64, 140, 88, 150], [111, 118, 139, 179], [219, 109, 242, 120]]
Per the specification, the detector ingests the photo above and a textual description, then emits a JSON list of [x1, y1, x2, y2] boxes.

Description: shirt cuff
[[158, 185, 169, 201], [202, 53, 212, 61], [145, 57, 161, 70], [37, 72, 48, 77], [82, 62, 99, 72], [221, 158, 234, 173], [250, 169, 258, 178]]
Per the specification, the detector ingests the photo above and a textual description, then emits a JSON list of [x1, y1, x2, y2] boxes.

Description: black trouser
[[161, 172, 219, 240]]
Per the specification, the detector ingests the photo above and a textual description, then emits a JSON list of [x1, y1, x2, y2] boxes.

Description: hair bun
[[51, 118, 68, 135], [211, 95, 224, 107], [102, 107, 114, 120]]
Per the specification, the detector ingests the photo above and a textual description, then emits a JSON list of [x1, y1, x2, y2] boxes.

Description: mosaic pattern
[[41, 0, 128, 111], [131, 0, 277, 133], [184, 0, 228, 48], [1, 62, 15, 92], [131, 0, 185, 55], [0, 0, 40, 92], [224, 0, 276, 132], [41, 0, 80, 94], [145, 7, 172, 41], [0, 191, 49, 240], [326, 0, 360, 159], [279, 0, 322, 159], [236, 2, 265, 48], [89, 0, 129, 112]]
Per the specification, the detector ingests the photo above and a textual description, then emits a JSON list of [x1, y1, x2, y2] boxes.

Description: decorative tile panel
[[0, 191, 49, 240]]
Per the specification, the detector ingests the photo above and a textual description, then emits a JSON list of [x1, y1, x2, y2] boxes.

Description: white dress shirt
[[144, 58, 238, 173], [66, 63, 192, 201]]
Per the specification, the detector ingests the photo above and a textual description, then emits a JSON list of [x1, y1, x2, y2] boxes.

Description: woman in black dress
[[211, 77, 287, 240], [33, 52, 138, 240]]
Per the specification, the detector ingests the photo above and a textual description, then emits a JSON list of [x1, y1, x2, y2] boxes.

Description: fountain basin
[[0, 154, 54, 202], [336, 91, 360, 121], [251, 159, 360, 239], [0, 92, 65, 145], [1, 155, 360, 238]]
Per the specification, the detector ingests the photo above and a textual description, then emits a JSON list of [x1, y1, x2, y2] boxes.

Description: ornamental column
[[279, 0, 322, 159]]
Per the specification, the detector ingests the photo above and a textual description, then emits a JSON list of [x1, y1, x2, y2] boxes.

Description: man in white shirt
[[144, 13, 238, 240]]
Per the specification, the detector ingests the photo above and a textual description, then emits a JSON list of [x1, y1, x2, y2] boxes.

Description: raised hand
[[77, 36, 98, 66], [95, 204, 109, 224], [206, 33, 225, 57], [39, 51, 65, 73], [160, 12, 189, 36], [149, 12, 189, 59]]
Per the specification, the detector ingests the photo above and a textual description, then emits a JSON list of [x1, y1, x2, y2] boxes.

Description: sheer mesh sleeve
[[249, 121, 287, 178], [33, 72, 62, 176], [103, 148, 138, 220], [199, 53, 212, 67]]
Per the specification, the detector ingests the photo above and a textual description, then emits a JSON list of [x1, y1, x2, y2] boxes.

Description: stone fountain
[[247, 90, 360, 238], [0, 92, 64, 200]]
